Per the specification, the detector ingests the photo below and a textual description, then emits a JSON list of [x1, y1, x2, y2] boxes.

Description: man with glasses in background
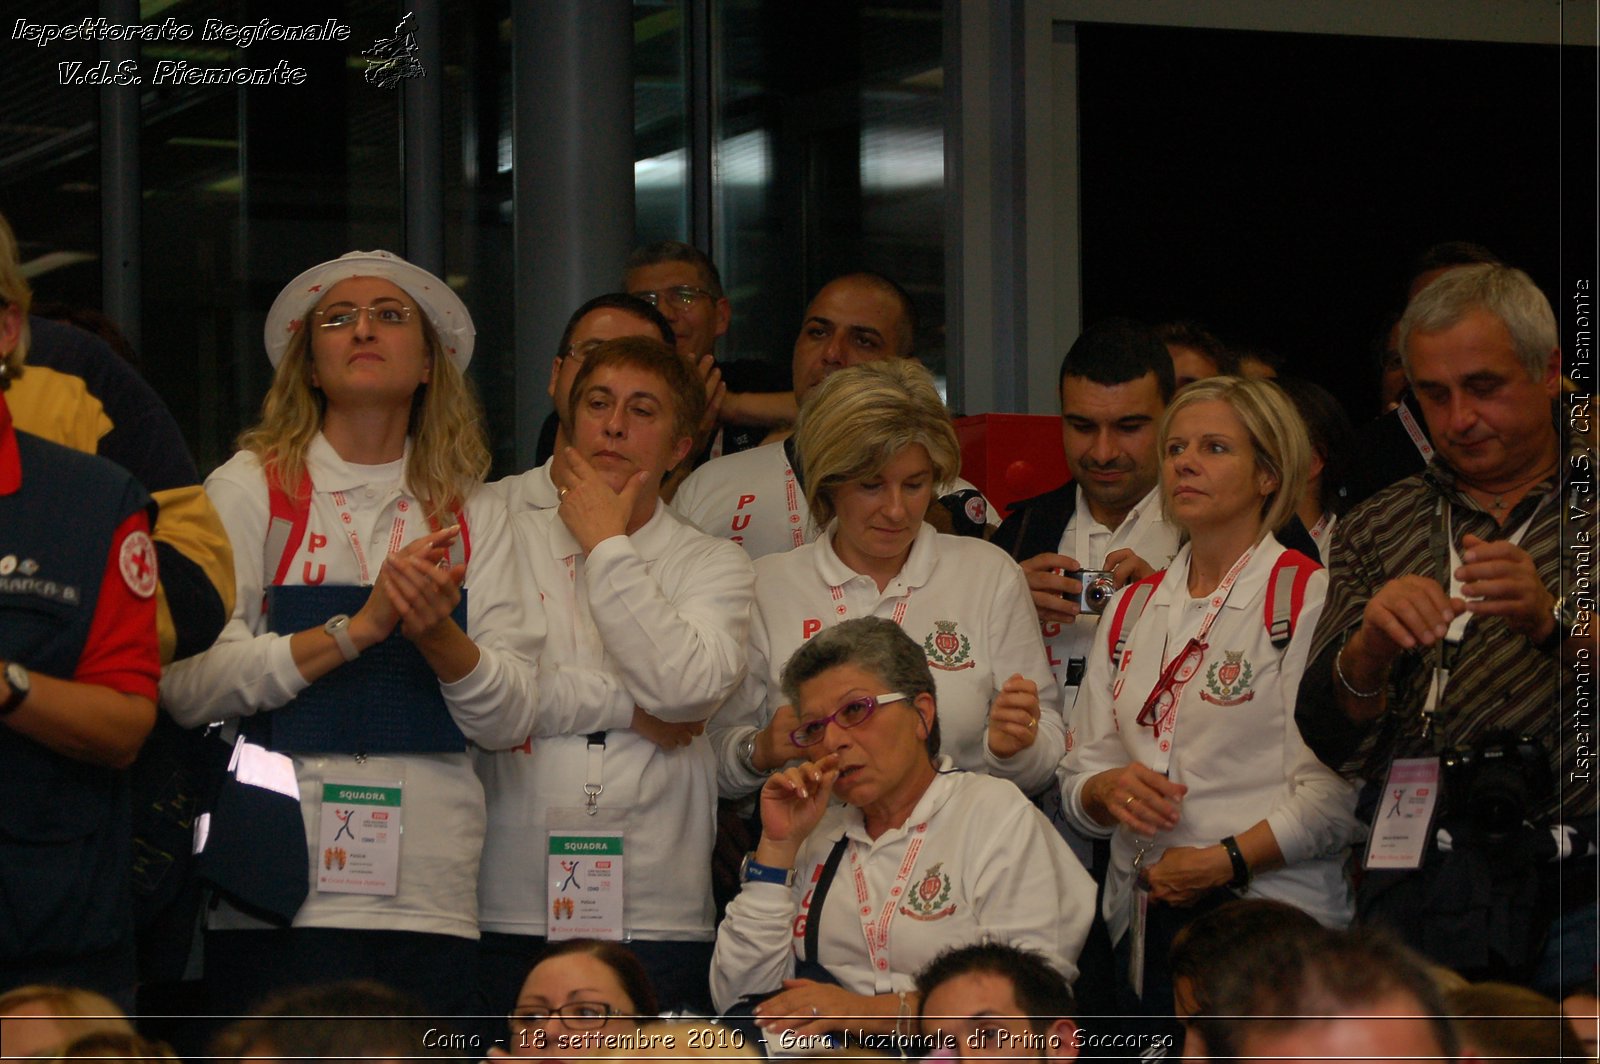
[[504, 293, 674, 513], [623, 241, 796, 496]]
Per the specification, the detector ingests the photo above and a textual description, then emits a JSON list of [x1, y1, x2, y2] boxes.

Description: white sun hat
[[263, 250, 475, 370]]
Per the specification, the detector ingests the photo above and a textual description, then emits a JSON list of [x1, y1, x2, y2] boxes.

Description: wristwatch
[[738, 734, 760, 775], [1220, 835, 1251, 890], [1, 661, 31, 717], [739, 852, 795, 887], [324, 614, 361, 663]]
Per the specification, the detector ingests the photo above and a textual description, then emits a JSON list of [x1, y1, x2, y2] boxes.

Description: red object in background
[[953, 413, 1071, 519]]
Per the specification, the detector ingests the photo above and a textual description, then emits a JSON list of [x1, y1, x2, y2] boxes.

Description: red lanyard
[[783, 459, 806, 549], [848, 822, 927, 976], [1127, 545, 1255, 750], [330, 491, 410, 585]]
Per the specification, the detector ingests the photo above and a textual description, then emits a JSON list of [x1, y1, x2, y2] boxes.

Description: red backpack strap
[[1106, 571, 1166, 666], [427, 506, 472, 568], [263, 463, 314, 586], [1264, 549, 1320, 649]]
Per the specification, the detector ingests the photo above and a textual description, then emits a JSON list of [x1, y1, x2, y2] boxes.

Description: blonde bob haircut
[[237, 288, 490, 524], [1157, 375, 1309, 536], [0, 211, 33, 375], [794, 359, 961, 528]]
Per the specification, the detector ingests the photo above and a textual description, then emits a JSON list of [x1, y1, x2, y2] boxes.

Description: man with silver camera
[[992, 320, 1183, 715], [1295, 263, 1595, 993]]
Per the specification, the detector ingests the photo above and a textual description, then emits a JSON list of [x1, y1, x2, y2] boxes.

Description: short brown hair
[[566, 335, 707, 443]]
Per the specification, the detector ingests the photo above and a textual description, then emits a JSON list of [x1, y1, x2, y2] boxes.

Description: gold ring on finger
[[1124, 794, 1136, 807]]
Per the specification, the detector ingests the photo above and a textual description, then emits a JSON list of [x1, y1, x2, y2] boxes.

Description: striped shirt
[[1294, 427, 1595, 823]]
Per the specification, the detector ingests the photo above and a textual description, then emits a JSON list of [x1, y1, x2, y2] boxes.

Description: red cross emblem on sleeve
[[118, 530, 159, 599]]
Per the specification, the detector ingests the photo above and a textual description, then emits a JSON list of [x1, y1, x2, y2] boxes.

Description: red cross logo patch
[[118, 530, 158, 599]]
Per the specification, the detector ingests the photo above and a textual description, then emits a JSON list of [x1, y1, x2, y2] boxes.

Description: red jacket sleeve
[[74, 509, 161, 701]]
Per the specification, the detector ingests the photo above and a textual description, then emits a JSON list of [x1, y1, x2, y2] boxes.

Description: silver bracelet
[[1334, 636, 1384, 699]]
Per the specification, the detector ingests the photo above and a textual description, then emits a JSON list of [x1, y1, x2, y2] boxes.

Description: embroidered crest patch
[[899, 861, 957, 920], [1200, 650, 1254, 705], [924, 620, 975, 671], [118, 530, 159, 599]]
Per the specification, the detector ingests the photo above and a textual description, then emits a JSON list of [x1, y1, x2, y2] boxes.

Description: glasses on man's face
[[1134, 638, 1206, 738], [313, 301, 415, 330], [508, 1002, 616, 1031], [565, 338, 605, 363], [791, 692, 909, 748], [631, 285, 712, 310]]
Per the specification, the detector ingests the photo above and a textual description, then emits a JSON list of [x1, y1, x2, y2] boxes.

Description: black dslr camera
[[1440, 731, 1552, 840]]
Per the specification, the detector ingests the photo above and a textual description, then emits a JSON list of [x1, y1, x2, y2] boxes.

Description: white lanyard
[[848, 822, 927, 978], [561, 555, 608, 669], [782, 456, 806, 549], [1307, 511, 1333, 549], [1396, 402, 1435, 464], [329, 490, 409, 586], [1423, 501, 1542, 717], [1123, 545, 1257, 767], [1071, 489, 1157, 571]]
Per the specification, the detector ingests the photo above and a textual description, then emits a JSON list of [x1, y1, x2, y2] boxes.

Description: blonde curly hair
[[238, 287, 489, 522]]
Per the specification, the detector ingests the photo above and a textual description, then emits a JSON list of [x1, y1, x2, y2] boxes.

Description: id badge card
[[1128, 879, 1150, 999], [547, 808, 626, 941], [1363, 757, 1441, 871], [317, 780, 402, 895]]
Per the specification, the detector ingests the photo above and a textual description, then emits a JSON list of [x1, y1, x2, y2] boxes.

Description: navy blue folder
[[258, 585, 470, 754]]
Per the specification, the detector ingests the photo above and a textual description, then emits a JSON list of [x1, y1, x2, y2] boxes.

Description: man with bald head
[[674, 271, 991, 559]]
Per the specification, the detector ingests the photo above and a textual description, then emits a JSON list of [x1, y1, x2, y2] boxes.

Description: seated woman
[[710, 617, 1093, 1038], [161, 251, 542, 1014], [712, 360, 1062, 803], [497, 939, 661, 1061], [1058, 376, 1360, 1016]]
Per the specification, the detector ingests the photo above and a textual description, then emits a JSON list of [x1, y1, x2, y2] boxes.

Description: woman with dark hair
[[501, 940, 662, 1061], [710, 618, 1092, 1041]]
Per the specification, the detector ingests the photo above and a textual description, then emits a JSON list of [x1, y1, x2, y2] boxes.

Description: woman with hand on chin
[[161, 251, 542, 1015], [476, 337, 753, 1019], [710, 618, 1092, 1039], [1058, 376, 1360, 1017], [711, 360, 1060, 806]]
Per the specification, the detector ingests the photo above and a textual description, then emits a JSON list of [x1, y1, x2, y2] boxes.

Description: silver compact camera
[[1072, 569, 1116, 615]]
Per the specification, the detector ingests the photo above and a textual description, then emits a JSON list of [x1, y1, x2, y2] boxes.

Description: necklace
[[1473, 461, 1557, 514]]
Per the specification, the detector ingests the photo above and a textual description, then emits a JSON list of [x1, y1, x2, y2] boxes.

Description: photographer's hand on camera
[[1020, 552, 1083, 624], [1104, 547, 1156, 589]]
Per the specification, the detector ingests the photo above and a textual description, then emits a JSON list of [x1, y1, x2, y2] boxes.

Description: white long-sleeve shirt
[[710, 762, 1095, 1010], [711, 522, 1065, 799], [161, 434, 543, 937], [1057, 537, 1359, 944], [474, 499, 754, 939]]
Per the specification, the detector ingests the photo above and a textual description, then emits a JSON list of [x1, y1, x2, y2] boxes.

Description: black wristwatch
[[1, 661, 31, 717], [1220, 835, 1251, 890]]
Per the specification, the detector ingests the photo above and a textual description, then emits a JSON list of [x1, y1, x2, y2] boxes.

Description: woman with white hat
[[162, 251, 543, 1015]]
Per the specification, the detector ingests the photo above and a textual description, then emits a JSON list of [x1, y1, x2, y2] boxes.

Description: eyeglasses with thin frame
[[508, 1001, 616, 1031], [313, 301, 415, 330], [791, 691, 909, 748], [631, 285, 713, 310], [565, 338, 606, 363], [1134, 638, 1206, 738]]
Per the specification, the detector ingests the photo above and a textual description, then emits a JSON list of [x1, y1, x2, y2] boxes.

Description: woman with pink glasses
[[1058, 376, 1359, 1018]]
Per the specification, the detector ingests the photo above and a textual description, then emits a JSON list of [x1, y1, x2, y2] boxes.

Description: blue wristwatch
[[739, 852, 795, 887]]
